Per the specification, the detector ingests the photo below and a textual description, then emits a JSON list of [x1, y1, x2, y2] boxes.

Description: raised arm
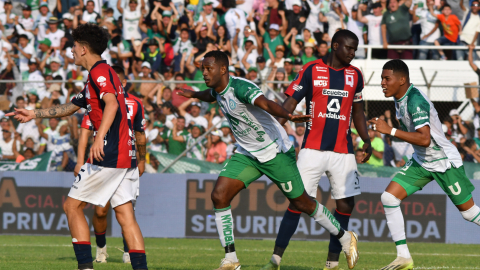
[[279, 10, 287, 37], [233, 28, 240, 52], [381, 24, 389, 49], [170, 118, 185, 142], [178, 98, 194, 116], [352, 102, 372, 163], [357, 4, 369, 24], [258, 10, 269, 36], [404, 0, 412, 8], [117, 0, 124, 15]]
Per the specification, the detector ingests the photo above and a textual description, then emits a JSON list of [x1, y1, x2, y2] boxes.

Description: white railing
[[357, 44, 480, 61]]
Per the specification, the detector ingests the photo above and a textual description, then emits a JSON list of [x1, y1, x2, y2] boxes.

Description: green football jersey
[[395, 84, 462, 172], [211, 76, 292, 163]]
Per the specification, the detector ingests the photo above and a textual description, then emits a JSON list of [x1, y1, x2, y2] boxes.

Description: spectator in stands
[[431, 4, 461, 60], [355, 149, 364, 164], [81, 0, 101, 24], [178, 99, 208, 129], [319, 0, 346, 40], [357, 2, 384, 59], [206, 130, 227, 164], [259, 12, 287, 61], [463, 139, 480, 162], [265, 44, 286, 68], [285, 0, 309, 32], [148, 121, 168, 153], [19, 5, 34, 32], [457, 0, 480, 60], [46, 17, 65, 49], [359, 125, 384, 166], [171, 119, 206, 161], [0, 128, 19, 160], [381, 0, 413, 59], [166, 116, 189, 155], [414, 0, 441, 60]]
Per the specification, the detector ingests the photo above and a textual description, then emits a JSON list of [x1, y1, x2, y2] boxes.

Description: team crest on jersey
[[229, 99, 237, 110], [97, 76, 107, 87]]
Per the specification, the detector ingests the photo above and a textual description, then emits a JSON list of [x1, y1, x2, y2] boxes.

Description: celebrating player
[[369, 59, 479, 270], [177, 50, 360, 270], [262, 29, 372, 270], [74, 65, 147, 265], [7, 24, 148, 270]]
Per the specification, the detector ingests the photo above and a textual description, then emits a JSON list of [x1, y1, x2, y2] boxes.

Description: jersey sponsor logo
[[97, 76, 107, 88], [314, 80, 328, 87], [292, 84, 303, 91], [322, 89, 349, 97], [129, 150, 136, 157], [413, 106, 428, 116], [76, 93, 83, 99], [255, 131, 266, 142], [317, 76, 328, 79], [239, 112, 260, 131], [413, 116, 428, 122], [229, 99, 237, 110], [345, 74, 354, 87], [316, 66, 328, 72], [318, 111, 347, 121], [345, 69, 355, 75], [308, 101, 314, 130]]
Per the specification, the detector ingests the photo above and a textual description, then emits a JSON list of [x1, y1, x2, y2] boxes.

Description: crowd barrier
[[1, 171, 479, 244]]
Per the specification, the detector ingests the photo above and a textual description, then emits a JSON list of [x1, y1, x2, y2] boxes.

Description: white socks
[[214, 207, 238, 262], [270, 254, 281, 265], [311, 201, 341, 236], [461, 204, 480, 225], [381, 192, 411, 259]]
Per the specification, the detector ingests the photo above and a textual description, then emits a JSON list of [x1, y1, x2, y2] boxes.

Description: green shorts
[[219, 147, 305, 199], [392, 158, 475, 205]]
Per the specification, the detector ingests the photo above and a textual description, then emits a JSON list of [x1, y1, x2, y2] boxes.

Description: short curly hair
[[72, 23, 110, 56]]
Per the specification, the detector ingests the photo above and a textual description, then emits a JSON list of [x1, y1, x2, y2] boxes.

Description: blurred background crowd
[[0, 0, 479, 172]]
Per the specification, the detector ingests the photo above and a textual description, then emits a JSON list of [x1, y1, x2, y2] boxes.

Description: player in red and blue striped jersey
[[7, 24, 148, 270], [75, 65, 147, 265], [262, 30, 372, 270]]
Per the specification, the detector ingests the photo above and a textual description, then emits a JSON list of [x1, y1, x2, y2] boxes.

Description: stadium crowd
[[0, 0, 479, 172]]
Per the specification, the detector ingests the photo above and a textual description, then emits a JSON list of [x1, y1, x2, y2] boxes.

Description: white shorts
[[297, 149, 361, 200], [68, 163, 140, 208]]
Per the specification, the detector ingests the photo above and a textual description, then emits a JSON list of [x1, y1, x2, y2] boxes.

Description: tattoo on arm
[[137, 144, 146, 161], [34, 102, 80, 118], [136, 131, 146, 161]]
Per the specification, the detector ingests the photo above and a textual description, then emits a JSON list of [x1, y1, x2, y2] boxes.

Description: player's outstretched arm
[[278, 97, 299, 126], [6, 102, 80, 123], [176, 88, 216, 103], [352, 102, 372, 163], [254, 95, 311, 122], [135, 131, 147, 176], [368, 118, 431, 147]]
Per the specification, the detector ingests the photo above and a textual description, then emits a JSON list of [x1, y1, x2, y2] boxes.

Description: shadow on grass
[[55, 257, 77, 261]]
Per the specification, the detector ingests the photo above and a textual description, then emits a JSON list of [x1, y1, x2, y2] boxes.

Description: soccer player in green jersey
[[369, 59, 480, 270], [177, 50, 360, 270]]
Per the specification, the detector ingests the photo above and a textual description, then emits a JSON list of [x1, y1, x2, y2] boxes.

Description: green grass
[[0, 235, 479, 270]]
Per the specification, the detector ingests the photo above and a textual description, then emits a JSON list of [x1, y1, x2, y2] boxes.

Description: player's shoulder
[[231, 76, 260, 89], [406, 86, 430, 111], [128, 94, 144, 105], [347, 65, 363, 78]]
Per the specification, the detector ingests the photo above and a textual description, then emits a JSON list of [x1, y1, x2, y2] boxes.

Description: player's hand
[[5, 108, 35, 123], [89, 137, 105, 162], [176, 88, 196, 98], [288, 114, 312, 123], [368, 117, 392, 135], [138, 160, 145, 176], [74, 163, 83, 177], [361, 141, 372, 163]]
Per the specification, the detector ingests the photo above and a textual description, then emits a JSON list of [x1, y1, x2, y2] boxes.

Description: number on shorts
[[74, 169, 85, 183]]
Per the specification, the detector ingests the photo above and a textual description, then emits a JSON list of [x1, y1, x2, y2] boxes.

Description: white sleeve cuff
[[250, 92, 263, 105], [414, 122, 430, 130]]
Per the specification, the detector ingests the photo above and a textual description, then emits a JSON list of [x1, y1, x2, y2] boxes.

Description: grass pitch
[[0, 235, 479, 270]]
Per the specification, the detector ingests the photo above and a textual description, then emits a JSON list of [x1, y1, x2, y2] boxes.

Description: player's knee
[[211, 189, 226, 207], [337, 197, 355, 213], [381, 192, 401, 207], [95, 207, 108, 219]]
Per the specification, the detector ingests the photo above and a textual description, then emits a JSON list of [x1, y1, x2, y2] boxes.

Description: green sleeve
[[407, 94, 430, 130], [234, 81, 263, 105]]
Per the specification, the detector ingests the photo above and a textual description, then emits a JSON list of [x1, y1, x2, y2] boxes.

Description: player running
[[262, 29, 372, 270], [74, 65, 147, 265], [7, 24, 148, 270], [369, 59, 480, 270], [177, 50, 360, 270]]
